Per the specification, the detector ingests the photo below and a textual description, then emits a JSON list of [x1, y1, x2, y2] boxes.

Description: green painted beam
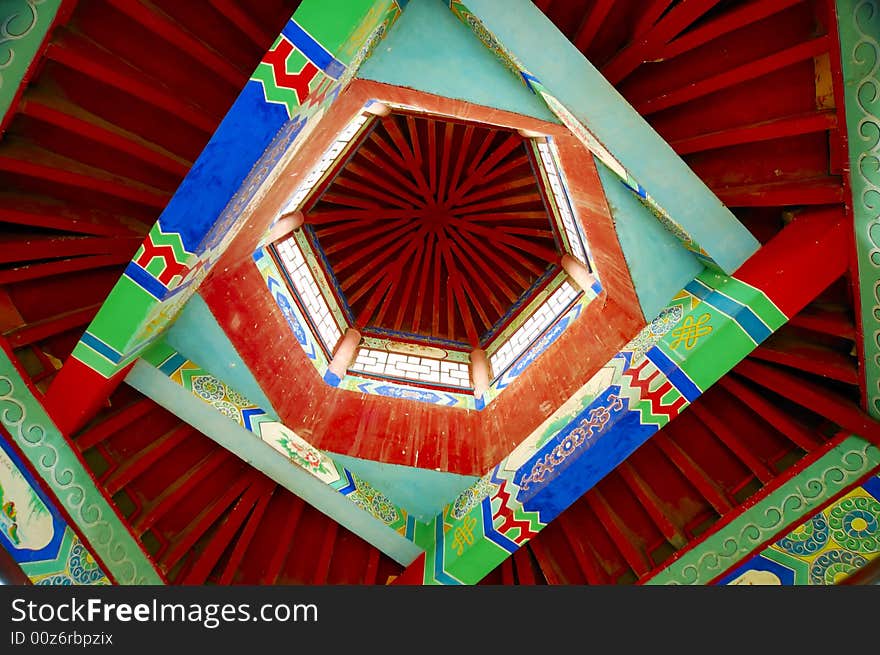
[[0, 347, 163, 584], [646, 434, 880, 585], [836, 0, 880, 418]]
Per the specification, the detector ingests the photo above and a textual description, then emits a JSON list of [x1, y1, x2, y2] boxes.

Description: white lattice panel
[[276, 238, 342, 351], [490, 281, 579, 377], [351, 348, 471, 388]]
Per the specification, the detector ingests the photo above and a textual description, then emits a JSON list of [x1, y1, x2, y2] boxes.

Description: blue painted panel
[[715, 555, 797, 585], [516, 387, 655, 524], [0, 434, 66, 563], [357, 0, 559, 123], [158, 81, 291, 253]]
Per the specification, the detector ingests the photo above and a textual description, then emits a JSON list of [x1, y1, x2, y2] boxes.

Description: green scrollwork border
[[838, 0, 880, 417], [0, 0, 61, 126], [645, 435, 880, 584], [0, 350, 163, 584]]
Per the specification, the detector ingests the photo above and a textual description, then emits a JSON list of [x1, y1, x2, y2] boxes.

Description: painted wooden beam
[[835, 0, 880, 419], [446, 0, 760, 274], [41, 0, 408, 436], [645, 434, 880, 585], [0, 343, 163, 584], [393, 201, 849, 585], [125, 346, 423, 566]]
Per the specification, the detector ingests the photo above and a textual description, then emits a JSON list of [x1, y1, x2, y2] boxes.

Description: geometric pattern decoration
[[716, 473, 880, 585], [401, 270, 789, 584], [837, 0, 880, 418], [646, 435, 880, 585], [0, 348, 162, 584], [24, 529, 110, 587], [0, 432, 108, 585]]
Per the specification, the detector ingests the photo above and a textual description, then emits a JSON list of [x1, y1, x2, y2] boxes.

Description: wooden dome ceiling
[[306, 111, 560, 347]]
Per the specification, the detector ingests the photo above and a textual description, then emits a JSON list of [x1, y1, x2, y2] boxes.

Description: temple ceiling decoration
[[0, 0, 877, 588]]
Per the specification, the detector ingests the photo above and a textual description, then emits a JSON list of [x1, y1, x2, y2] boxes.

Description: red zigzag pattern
[[621, 359, 687, 421], [491, 479, 540, 545]]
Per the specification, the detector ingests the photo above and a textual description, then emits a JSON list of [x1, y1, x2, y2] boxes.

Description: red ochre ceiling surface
[[200, 80, 644, 475], [306, 111, 559, 347]]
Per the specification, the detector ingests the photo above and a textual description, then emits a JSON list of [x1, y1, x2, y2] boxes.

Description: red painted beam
[[217, 486, 275, 585], [717, 375, 823, 452], [102, 423, 195, 494], [572, 0, 614, 53], [618, 461, 688, 549], [43, 357, 134, 438], [659, 0, 808, 60], [3, 303, 101, 348], [45, 33, 216, 133], [0, 254, 133, 285], [261, 496, 304, 585], [105, 0, 244, 87], [637, 37, 830, 115], [0, 144, 170, 209], [690, 402, 776, 484], [161, 470, 258, 573], [653, 432, 733, 515], [714, 177, 844, 207], [132, 449, 232, 536], [179, 476, 272, 585], [207, 0, 274, 48], [671, 110, 837, 156], [735, 206, 848, 316], [19, 92, 192, 177], [733, 360, 880, 446]]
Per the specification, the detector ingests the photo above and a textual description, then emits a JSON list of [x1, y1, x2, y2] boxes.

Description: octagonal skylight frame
[[258, 99, 603, 409]]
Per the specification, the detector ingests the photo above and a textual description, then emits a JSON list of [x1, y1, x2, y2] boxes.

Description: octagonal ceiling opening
[[197, 79, 644, 473], [260, 102, 600, 407], [304, 109, 562, 349]]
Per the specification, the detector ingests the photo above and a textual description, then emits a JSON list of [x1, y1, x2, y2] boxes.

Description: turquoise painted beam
[[125, 356, 424, 566], [445, 0, 760, 274], [357, 0, 558, 122], [595, 158, 703, 321], [836, 0, 880, 418]]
